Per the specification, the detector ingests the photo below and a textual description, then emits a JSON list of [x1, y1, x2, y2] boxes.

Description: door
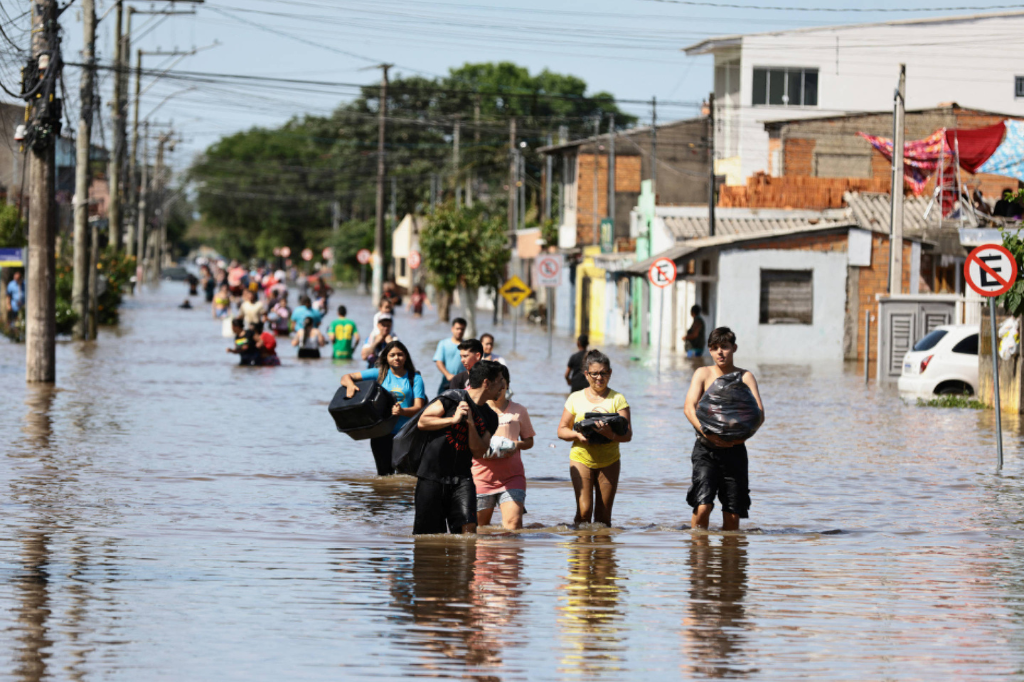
[[580, 276, 591, 337]]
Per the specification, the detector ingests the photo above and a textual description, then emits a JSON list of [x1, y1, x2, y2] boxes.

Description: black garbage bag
[[391, 390, 472, 475], [573, 412, 629, 445], [696, 371, 762, 442]]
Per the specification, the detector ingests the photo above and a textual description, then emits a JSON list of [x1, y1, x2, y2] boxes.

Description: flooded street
[[3, 283, 1024, 680]]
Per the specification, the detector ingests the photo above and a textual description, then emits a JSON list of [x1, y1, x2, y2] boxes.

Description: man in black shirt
[[448, 338, 483, 390], [565, 334, 590, 393], [413, 360, 504, 534]]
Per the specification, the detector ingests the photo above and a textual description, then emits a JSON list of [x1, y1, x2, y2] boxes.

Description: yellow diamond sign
[[499, 275, 532, 308]]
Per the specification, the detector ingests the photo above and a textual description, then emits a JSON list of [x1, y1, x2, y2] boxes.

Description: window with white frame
[[752, 68, 818, 107]]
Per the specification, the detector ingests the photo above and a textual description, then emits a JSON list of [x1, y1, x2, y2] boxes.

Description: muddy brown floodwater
[[2, 283, 1024, 680]]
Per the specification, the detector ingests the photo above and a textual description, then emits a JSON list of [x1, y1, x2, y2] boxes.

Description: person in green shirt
[[327, 305, 360, 360]]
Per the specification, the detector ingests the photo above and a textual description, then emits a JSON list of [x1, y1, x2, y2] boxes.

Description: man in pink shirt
[[474, 365, 535, 530]]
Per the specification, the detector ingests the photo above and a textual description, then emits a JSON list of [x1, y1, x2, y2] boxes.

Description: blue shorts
[[476, 488, 526, 512]]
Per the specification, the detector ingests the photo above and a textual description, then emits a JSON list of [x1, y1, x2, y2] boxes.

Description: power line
[[641, 0, 1024, 11]]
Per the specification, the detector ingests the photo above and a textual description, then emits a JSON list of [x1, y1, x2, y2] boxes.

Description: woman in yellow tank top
[[557, 349, 632, 526]]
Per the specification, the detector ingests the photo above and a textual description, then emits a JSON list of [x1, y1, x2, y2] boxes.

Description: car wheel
[[935, 381, 972, 396]]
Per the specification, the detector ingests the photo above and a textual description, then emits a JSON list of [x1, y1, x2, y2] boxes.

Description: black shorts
[[686, 439, 750, 518], [413, 477, 477, 534]]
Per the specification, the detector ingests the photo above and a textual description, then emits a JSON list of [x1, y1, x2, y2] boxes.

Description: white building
[[684, 11, 1024, 186]]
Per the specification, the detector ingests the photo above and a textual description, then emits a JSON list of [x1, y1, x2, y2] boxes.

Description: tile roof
[[842, 191, 978, 232], [658, 205, 853, 241]]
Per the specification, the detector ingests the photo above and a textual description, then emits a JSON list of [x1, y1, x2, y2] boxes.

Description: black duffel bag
[[328, 378, 398, 440], [573, 412, 629, 445]]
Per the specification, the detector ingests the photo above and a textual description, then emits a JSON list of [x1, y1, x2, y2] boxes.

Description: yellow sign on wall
[[499, 275, 532, 308]]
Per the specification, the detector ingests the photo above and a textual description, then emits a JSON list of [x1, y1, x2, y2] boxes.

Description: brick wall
[[784, 138, 815, 177], [575, 154, 642, 245], [855, 235, 914, 362], [718, 174, 889, 209]]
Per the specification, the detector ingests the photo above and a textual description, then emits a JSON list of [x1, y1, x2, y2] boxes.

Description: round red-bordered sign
[[648, 258, 677, 289], [964, 244, 1018, 297], [356, 248, 372, 265], [408, 250, 421, 270]]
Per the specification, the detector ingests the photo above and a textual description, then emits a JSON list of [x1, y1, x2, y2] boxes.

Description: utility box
[[876, 294, 958, 381]]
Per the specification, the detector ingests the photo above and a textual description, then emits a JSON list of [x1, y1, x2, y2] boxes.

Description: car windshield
[[912, 329, 948, 351], [952, 334, 979, 355]]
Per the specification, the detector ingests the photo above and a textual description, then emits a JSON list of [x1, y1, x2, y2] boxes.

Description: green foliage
[[189, 61, 634, 265], [0, 200, 25, 247], [54, 258, 79, 336], [330, 218, 374, 283], [420, 201, 509, 295], [997, 229, 1024, 316], [916, 393, 988, 409], [540, 218, 559, 249], [97, 250, 135, 325]]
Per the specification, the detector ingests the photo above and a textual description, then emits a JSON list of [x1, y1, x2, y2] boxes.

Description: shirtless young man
[[683, 327, 765, 531]]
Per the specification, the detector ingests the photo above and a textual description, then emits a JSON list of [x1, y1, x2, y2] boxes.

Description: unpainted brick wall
[[575, 154, 642, 244], [718, 174, 889, 209]]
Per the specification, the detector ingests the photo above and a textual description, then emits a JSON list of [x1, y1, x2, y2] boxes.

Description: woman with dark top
[[340, 340, 427, 476], [291, 316, 326, 359]]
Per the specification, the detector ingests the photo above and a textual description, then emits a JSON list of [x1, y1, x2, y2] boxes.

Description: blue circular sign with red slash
[[964, 244, 1018, 297]]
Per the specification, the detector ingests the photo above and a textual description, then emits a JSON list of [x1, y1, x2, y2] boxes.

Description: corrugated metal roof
[[843, 191, 978, 231], [659, 205, 853, 241]]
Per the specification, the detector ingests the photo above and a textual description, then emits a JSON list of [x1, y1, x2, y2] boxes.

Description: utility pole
[[468, 99, 479, 208], [25, 0, 61, 382], [518, 153, 525, 230], [452, 119, 461, 207], [507, 117, 516, 243], [136, 122, 149, 282], [544, 133, 552, 223], [72, 0, 96, 340], [707, 92, 716, 237], [592, 116, 600, 245], [372, 64, 391, 304], [153, 131, 169, 280], [429, 174, 436, 215], [608, 114, 616, 241], [559, 125, 568, 227], [651, 96, 658, 198], [109, 1, 125, 255], [888, 64, 906, 295]]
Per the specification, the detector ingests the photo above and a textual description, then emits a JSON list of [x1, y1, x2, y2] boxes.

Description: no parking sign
[[964, 244, 1017, 297]]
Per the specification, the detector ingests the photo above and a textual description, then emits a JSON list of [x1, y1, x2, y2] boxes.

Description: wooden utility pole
[[109, 1, 125, 255], [372, 64, 391, 305], [136, 122, 149, 281], [707, 92, 716, 237], [888, 64, 906, 294], [452, 118, 461, 207], [592, 116, 600, 245], [544, 133, 552, 222], [153, 132, 170, 279], [651, 96, 658, 197], [26, 0, 61, 382], [72, 0, 96, 340]]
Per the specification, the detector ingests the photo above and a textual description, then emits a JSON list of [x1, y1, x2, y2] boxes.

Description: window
[[1016, 76, 1024, 98], [759, 270, 812, 324], [398, 258, 407, 278], [952, 334, 978, 355], [752, 68, 818, 107], [912, 329, 947, 351]]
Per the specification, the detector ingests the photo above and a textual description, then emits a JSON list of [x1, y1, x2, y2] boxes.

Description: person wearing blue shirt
[[340, 340, 427, 476], [290, 294, 323, 331], [433, 317, 467, 394], [6, 271, 24, 325]]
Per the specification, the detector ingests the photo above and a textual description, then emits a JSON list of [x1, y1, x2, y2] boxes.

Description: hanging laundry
[[944, 122, 1005, 173], [977, 120, 1024, 183], [858, 130, 949, 195]]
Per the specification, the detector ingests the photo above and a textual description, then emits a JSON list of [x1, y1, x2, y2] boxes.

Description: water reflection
[[683, 534, 755, 678], [558, 535, 627, 676], [330, 475, 416, 527], [389, 539, 526, 678]]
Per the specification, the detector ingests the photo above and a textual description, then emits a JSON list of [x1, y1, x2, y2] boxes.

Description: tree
[[420, 201, 509, 337]]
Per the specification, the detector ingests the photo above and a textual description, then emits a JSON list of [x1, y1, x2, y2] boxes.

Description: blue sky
[[11, 0, 1016, 171]]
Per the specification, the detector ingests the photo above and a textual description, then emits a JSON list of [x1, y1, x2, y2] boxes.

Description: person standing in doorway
[[683, 305, 707, 358], [340, 340, 427, 476], [433, 317, 468, 394], [6, 270, 24, 326], [557, 350, 632, 527], [564, 334, 590, 393]]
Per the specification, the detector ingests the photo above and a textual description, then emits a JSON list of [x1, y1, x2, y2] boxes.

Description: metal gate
[[877, 295, 959, 380]]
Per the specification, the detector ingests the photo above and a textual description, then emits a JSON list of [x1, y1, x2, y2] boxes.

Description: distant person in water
[[227, 318, 259, 366], [292, 316, 326, 359]]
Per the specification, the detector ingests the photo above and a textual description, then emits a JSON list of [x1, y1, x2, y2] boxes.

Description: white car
[[898, 324, 979, 397]]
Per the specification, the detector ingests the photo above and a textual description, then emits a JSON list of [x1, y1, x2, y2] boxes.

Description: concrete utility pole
[[26, 0, 61, 382], [153, 131, 170, 279], [109, 1, 125, 255], [468, 99, 479, 208], [73, 0, 96, 341], [707, 92, 716, 237], [651, 96, 658, 198], [592, 116, 600, 245], [559, 125, 568, 227], [136, 122, 149, 281], [888, 64, 906, 295], [372, 64, 391, 304], [508, 117, 516, 243], [608, 114, 616, 239], [452, 119, 461, 207], [544, 133, 552, 222]]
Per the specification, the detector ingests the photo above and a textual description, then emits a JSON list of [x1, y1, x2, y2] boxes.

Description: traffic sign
[[648, 258, 677, 289], [535, 254, 563, 287], [280, 246, 291, 258], [322, 247, 334, 260], [964, 244, 1017, 297], [408, 250, 421, 270], [499, 275, 532, 308], [301, 248, 313, 262], [356, 248, 371, 265]]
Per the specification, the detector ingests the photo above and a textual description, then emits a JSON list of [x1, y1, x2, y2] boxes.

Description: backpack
[[391, 389, 473, 475]]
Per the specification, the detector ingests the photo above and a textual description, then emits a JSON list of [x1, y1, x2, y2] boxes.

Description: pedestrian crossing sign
[[499, 276, 532, 308]]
